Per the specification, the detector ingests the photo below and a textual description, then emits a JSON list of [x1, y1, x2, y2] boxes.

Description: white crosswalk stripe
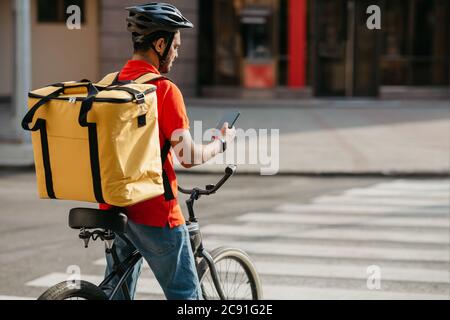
[[301, 227, 449, 244], [234, 213, 450, 228], [21, 179, 450, 300], [276, 203, 449, 215], [92, 258, 449, 283], [313, 195, 449, 207], [203, 240, 448, 262], [0, 296, 35, 300], [371, 180, 450, 190], [24, 272, 449, 300], [26, 273, 164, 296], [202, 224, 450, 244], [343, 188, 449, 199]]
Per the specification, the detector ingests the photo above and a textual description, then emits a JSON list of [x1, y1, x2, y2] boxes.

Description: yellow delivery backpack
[[22, 72, 175, 207]]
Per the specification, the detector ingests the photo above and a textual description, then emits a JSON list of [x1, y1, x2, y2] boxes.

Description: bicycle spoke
[[218, 258, 251, 299], [229, 261, 245, 298], [200, 249, 259, 301], [224, 256, 231, 297], [230, 260, 239, 296], [231, 269, 247, 299], [206, 271, 219, 300]]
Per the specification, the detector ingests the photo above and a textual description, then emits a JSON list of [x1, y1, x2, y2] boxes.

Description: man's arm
[[170, 123, 236, 169]]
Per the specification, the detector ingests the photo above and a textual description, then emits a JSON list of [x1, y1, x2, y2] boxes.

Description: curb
[[2, 165, 447, 179], [175, 169, 450, 178]]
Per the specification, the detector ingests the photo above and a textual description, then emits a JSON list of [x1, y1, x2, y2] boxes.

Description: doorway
[[380, 0, 449, 86], [198, 0, 282, 91], [312, 0, 381, 97], [312, 0, 449, 97], [0, 0, 14, 103]]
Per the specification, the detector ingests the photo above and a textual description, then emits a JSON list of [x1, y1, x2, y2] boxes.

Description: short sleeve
[[159, 82, 190, 140]]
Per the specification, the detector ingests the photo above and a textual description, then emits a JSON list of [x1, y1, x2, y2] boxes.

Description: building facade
[[197, 0, 449, 98], [0, 0, 100, 100], [1, 0, 449, 107], [0, 0, 197, 106], [197, 0, 309, 98], [311, 0, 449, 98]]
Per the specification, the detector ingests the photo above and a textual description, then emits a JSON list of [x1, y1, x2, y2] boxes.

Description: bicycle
[[38, 165, 263, 300]]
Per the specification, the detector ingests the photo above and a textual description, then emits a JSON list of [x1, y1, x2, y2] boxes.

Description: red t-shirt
[[100, 60, 189, 228]]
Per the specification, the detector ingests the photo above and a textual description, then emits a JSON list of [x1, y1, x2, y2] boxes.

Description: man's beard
[[159, 59, 171, 74]]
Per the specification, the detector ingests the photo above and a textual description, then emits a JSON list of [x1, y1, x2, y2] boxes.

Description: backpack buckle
[[135, 93, 146, 105]]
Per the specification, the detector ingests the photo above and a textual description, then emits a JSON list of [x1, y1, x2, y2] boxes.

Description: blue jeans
[[102, 221, 202, 300]]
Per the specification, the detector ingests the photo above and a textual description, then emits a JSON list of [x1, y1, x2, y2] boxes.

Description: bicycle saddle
[[69, 208, 128, 233]]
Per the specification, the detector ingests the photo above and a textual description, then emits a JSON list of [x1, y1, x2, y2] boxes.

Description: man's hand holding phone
[[214, 111, 240, 154], [214, 123, 236, 154], [222, 121, 237, 143]]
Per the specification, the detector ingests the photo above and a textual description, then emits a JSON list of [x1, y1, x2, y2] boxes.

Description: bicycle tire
[[38, 281, 108, 300], [197, 247, 263, 300]]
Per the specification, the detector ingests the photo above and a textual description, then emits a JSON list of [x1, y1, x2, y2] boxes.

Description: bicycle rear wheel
[[38, 281, 107, 300], [197, 247, 263, 300]]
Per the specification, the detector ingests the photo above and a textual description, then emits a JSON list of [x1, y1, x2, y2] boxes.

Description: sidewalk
[[1, 99, 449, 175]]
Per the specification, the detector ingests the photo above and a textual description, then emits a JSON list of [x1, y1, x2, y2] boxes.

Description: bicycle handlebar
[[178, 165, 237, 196]]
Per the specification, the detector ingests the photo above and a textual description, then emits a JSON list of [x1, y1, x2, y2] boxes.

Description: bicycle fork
[[198, 248, 227, 300], [187, 189, 227, 300]]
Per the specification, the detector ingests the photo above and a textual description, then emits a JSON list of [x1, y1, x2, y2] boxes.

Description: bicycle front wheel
[[38, 281, 107, 300], [197, 247, 263, 300]]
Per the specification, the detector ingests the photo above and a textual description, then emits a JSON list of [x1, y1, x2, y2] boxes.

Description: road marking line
[[235, 213, 450, 228], [261, 285, 449, 300], [0, 295, 35, 300], [93, 258, 449, 283], [201, 224, 450, 244], [203, 239, 450, 262], [303, 227, 449, 244], [25, 272, 448, 300], [369, 181, 450, 191], [276, 203, 449, 215], [343, 188, 449, 199], [313, 195, 449, 207], [26, 273, 163, 296]]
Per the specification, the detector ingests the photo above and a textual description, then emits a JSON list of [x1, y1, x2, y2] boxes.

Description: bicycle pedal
[[83, 238, 90, 248]]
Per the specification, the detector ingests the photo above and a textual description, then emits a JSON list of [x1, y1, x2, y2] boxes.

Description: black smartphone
[[216, 111, 240, 129]]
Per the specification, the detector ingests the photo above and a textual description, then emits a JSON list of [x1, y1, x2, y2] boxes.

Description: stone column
[[13, 0, 31, 142]]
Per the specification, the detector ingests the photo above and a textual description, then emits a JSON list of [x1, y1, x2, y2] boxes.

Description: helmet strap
[[151, 33, 175, 70]]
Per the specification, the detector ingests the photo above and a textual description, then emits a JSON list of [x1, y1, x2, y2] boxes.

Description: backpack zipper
[[28, 87, 156, 104]]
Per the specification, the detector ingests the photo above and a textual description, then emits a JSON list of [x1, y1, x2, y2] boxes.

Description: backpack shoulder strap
[[134, 73, 175, 201], [96, 72, 120, 87], [134, 72, 169, 84]]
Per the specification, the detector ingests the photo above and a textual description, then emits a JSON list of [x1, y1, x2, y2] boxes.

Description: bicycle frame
[[98, 230, 226, 300], [98, 234, 142, 300], [98, 166, 237, 300]]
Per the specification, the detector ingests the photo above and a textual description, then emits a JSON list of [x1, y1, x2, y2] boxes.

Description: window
[[380, 0, 449, 86], [37, 0, 85, 24], [278, 0, 288, 86]]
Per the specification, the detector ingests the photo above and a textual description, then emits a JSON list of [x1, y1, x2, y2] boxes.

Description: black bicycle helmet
[[126, 3, 193, 68], [126, 3, 194, 39]]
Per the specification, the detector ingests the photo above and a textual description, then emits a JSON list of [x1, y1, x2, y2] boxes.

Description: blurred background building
[[1, 0, 449, 133], [200, 0, 449, 99]]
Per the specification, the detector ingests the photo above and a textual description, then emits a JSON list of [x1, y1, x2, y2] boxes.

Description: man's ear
[[153, 38, 167, 55]]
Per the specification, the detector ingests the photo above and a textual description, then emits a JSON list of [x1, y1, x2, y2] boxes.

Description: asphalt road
[[0, 170, 448, 300]]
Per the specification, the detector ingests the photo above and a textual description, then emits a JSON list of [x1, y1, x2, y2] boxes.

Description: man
[[100, 3, 236, 300]]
